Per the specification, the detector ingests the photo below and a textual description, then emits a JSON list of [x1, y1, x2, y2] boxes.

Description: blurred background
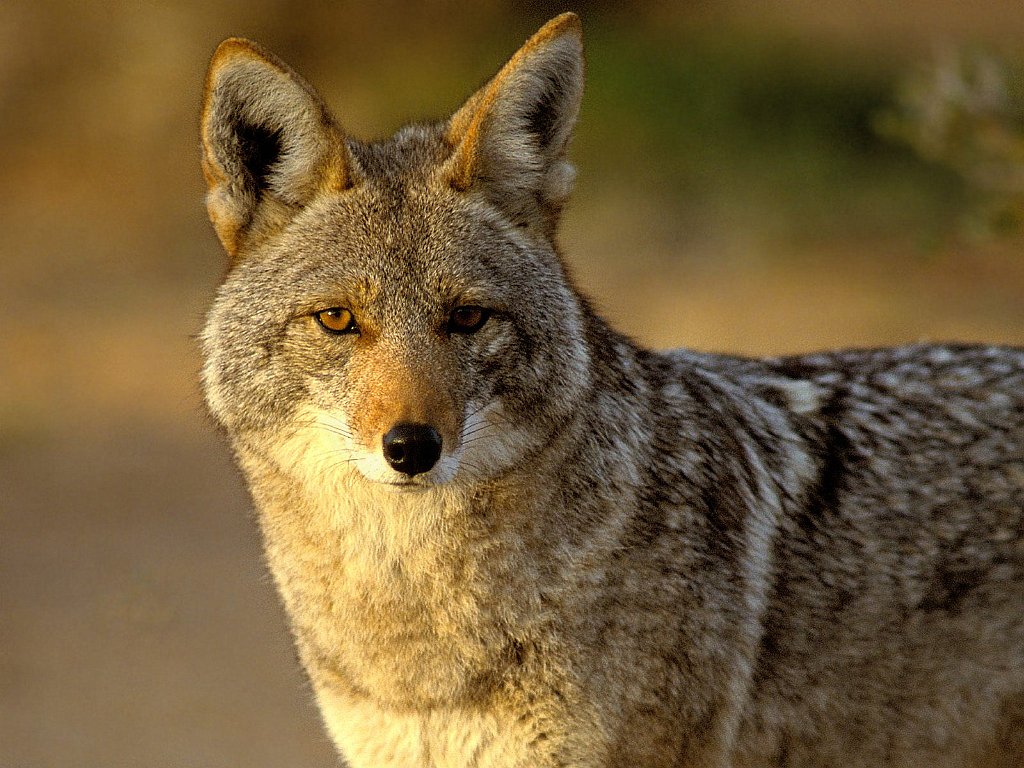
[[3, 1, 1023, 765]]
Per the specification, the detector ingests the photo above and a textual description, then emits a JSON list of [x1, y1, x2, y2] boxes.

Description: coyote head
[[200, 14, 593, 491]]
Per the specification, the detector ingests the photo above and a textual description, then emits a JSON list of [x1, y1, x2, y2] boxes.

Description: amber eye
[[447, 306, 491, 334], [314, 307, 358, 335]]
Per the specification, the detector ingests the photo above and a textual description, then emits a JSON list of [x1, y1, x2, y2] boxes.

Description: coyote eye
[[314, 307, 359, 335], [447, 306, 491, 334]]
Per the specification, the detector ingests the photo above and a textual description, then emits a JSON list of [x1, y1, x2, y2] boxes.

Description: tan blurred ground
[[2, 2, 1024, 766]]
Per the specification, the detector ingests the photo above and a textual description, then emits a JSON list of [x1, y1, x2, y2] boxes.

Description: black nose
[[382, 423, 442, 477]]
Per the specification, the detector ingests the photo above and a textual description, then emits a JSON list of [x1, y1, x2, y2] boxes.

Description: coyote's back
[[198, 13, 1024, 767]]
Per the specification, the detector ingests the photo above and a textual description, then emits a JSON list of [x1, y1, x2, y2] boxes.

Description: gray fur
[[199, 14, 1024, 767]]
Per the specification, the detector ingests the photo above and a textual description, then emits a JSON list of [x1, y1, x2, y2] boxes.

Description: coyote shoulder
[[199, 13, 1024, 767]]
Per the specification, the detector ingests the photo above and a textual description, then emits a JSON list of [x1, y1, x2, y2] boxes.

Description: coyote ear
[[445, 13, 584, 225], [201, 38, 358, 258]]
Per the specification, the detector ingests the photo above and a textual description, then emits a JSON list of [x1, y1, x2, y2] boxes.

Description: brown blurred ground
[[3, 2, 1024, 766]]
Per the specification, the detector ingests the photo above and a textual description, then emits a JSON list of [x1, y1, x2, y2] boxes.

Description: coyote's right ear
[[201, 39, 358, 258]]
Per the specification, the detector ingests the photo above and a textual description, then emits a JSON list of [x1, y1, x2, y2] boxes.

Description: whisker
[[288, 414, 356, 441], [313, 425, 356, 440], [456, 456, 490, 479], [461, 425, 493, 440], [464, 401, 492, 421]]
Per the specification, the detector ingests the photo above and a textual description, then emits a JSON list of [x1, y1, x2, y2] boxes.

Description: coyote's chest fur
[[200, 12, 1024, 768], [249, 396, 648, 710], [245, 447, 529, 707]]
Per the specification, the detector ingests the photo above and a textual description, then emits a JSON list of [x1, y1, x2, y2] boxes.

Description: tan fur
[[199, 14, 1024, 768]]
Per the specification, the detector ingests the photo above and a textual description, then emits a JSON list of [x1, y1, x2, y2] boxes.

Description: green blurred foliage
[[580, 22, 968, 246], [877, 48, 1024, 239]]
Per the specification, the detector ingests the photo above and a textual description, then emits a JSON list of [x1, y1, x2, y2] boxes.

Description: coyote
[[199, 13, 1024, 767]]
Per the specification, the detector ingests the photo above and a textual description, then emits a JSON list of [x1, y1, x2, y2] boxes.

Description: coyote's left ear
[[201, 38, 358, 259], [445, 13, 584, 226]]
